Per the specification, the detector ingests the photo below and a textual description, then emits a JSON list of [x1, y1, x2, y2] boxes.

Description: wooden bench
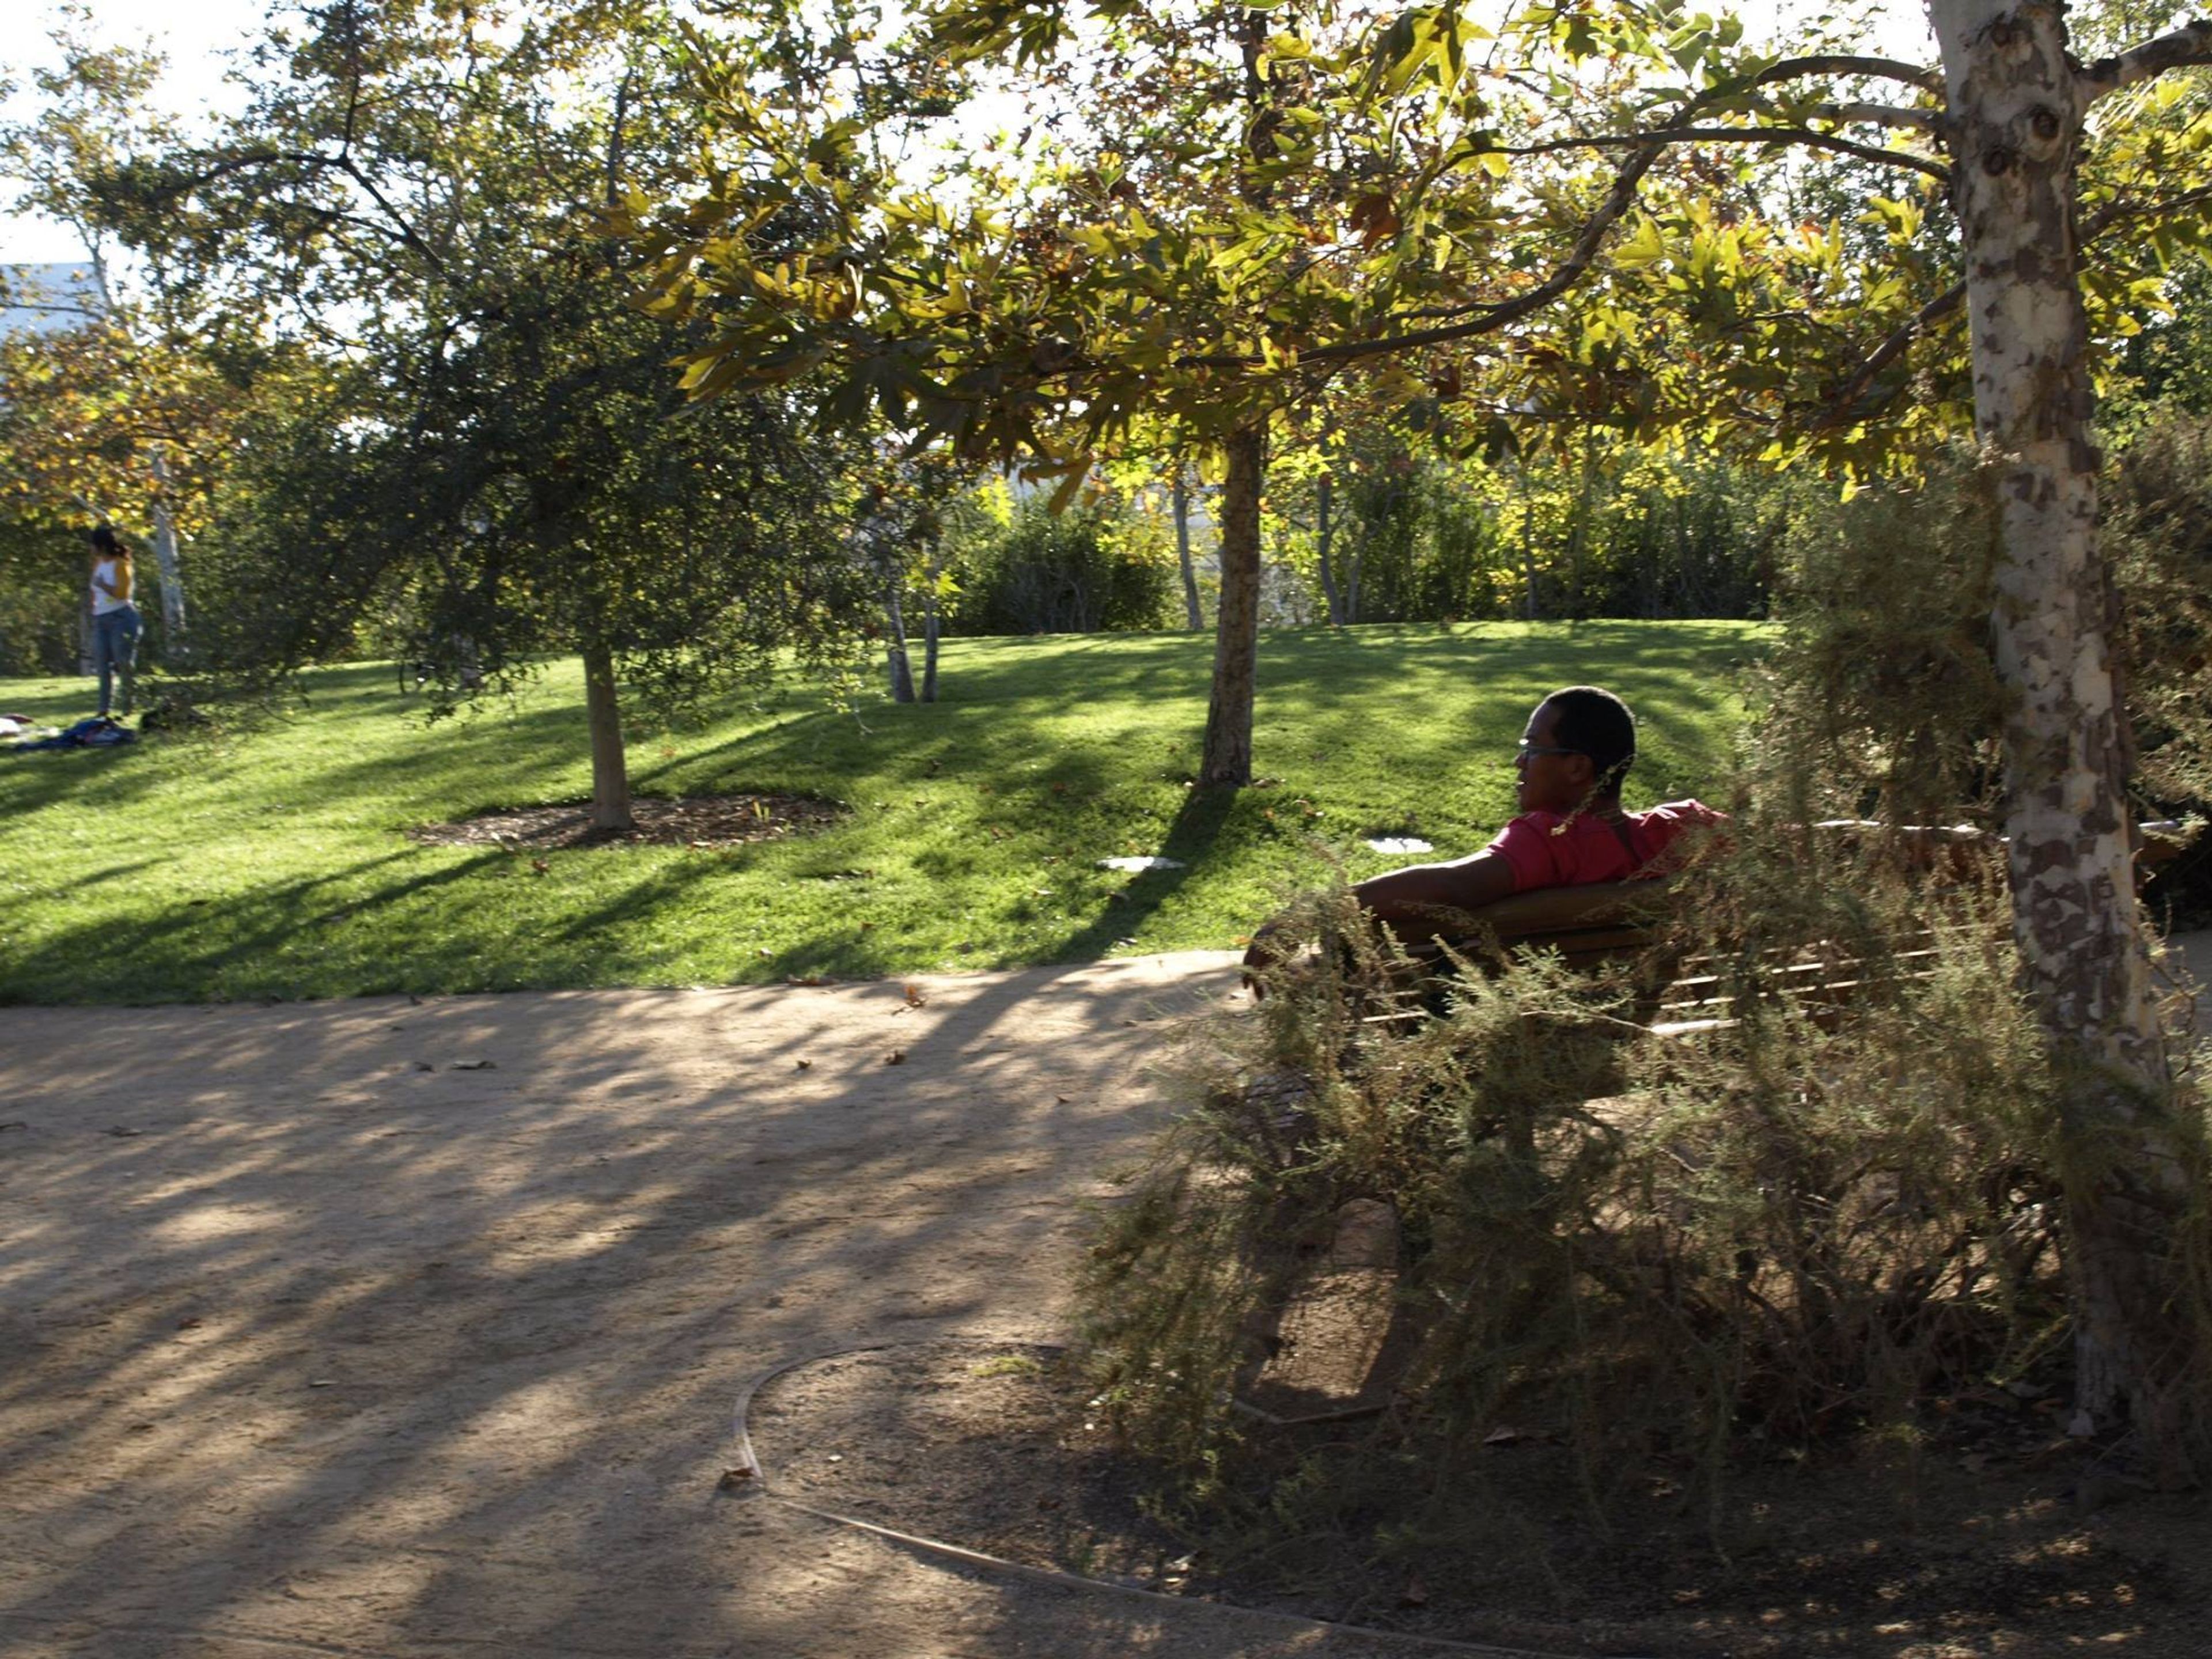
[[1233, 819, 2202, 1423], [1387, 818, 2203, 1036]]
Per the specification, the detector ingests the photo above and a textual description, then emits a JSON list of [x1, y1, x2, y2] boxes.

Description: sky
[[0, 0, 1938, 267], [2, 0, 268, 264]]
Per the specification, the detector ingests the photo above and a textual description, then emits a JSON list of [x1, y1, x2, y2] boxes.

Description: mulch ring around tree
[[410, 793, 847, 851], [740, 1339, 2212, 1659]]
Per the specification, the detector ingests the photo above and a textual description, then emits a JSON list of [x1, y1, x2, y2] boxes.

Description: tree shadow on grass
[[0, 736, 167, 810], [0, 849, 509, 1005], [1047, 782, 1243, 963]]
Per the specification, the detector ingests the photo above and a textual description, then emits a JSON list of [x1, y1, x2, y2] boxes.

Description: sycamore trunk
[[1315, 472, 1345, 626], [1173, 469, 1205, 630], [147, 447, 188, 652], [1931, 0, 2205, 1475]]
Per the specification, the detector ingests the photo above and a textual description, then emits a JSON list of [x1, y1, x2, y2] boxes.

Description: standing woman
[[88, 525, 142, 719]]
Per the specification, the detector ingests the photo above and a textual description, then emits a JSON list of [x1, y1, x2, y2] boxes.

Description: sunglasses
[[1515, 740, 1584, 760]]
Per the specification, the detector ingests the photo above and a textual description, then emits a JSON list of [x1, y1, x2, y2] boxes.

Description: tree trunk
[[1200, 422, 1266, 786], [1172, 466, 1204, 629], [919, 547, 942, 703], [581, 637, 633, 832], [884, 575, 915, 703], [147, 446, 187, 653], [1933, 0, 2204, 1476], [1521, 479, 1540, 621], [1314, 471, 1344, 626]]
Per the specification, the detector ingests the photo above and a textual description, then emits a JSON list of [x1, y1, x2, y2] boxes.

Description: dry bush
[[1081, 460, 2211, 1545], [1081, 849, 2071, 1519]]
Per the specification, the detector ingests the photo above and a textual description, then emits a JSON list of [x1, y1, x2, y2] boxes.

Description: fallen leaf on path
[[794, 1059, 812, 1071], [450, 1060, 497, 1071], [903, 983, 927, 1007], [529, 858, 550, 875], [105, 1126, 142, 1138], [1482, 1425, 1553, 1446], [884, 1050, 906, 1065], [1399, 1573, 1430, 1608], [717, 1467, 756, 1490], [176, 1317, 203, 1330], [308, 1379, 337, 1388]]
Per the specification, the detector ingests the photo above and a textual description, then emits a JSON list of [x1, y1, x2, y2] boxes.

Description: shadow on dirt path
[[0, 956, 1471, 1658], [6, 938, 2205, 1659]]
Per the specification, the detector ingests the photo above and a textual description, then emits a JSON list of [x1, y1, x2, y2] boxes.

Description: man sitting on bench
[[1244, 685, 1727, 986]]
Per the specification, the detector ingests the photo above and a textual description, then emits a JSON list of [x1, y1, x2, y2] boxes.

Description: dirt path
[[0, 954, 1488, 1659], [4, 938, 2206, 1659]]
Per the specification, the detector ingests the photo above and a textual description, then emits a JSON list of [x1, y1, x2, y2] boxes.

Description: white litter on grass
[[1364, 837, 1434, 855], [1097, 855, 1185, 872]]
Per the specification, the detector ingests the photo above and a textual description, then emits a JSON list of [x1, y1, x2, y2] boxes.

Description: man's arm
[[1242, 850, 1520, 990], [1350, 851, 1521, 938]]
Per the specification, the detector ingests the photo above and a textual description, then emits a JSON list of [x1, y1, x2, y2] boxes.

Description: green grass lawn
[[0, 622, 1763, 1004]]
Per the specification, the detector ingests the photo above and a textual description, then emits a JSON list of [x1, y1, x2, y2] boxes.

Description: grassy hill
[[0, 622, 1763, 1003]]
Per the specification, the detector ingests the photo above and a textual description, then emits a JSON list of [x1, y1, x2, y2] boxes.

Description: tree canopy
[[103, 0, 877, 826]]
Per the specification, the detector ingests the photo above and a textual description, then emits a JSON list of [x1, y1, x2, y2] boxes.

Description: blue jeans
[[93, 605, 141, 717]]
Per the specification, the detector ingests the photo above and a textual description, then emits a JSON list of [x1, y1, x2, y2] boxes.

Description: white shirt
[[90, 556, 132, 616]]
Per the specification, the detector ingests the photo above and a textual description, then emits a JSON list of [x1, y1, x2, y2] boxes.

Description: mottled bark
[[884, 577, 915, 703], [147, 447, 188, 652], [1172, 467, 1204, 630], [1315, 472, 1344, 626], [1932, 0, 2204, 1476], [919, 546, 942, 703], [581, 637, 633, 832], [1200, 423, 1266, 786]]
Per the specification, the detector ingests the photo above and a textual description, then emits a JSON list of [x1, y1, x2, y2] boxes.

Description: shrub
[[1081, 849, 2089, 1518], [945, 496, 1179, 636]]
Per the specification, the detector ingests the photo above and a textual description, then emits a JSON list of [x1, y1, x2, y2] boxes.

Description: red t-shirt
[[1482, 799, 1727, 894]]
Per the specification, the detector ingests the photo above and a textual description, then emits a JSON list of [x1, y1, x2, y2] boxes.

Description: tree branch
[[1810, 100, 1941, 132], [1491, 123, 1949, 183], [146, 147, 449, 278], [2078, 19, 2212, 104], [2084, 181, 2212, 238], [1814, 280, 1965, 429], [1730, 53, 1940, 94], [1807, 180, 2212, 429], [1175, 55, 1944, 373], [1179, 135, 1667, 369]]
